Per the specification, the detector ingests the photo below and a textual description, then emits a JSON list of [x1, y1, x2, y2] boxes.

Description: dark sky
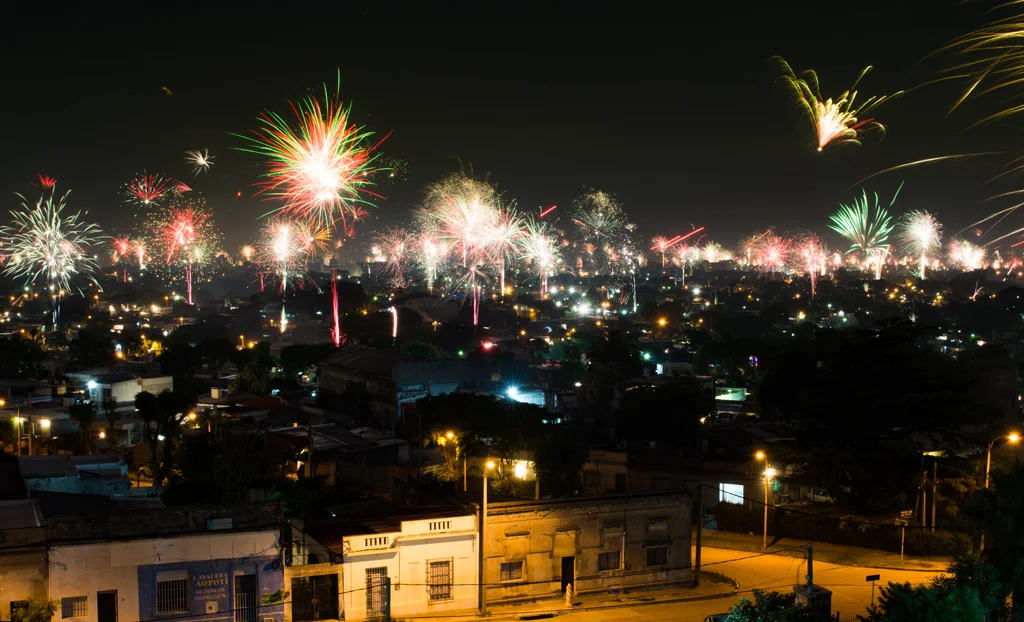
[[3, 1, 1020, 256]]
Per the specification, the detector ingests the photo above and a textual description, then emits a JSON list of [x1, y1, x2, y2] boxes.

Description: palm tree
[[68, 402, 97, 455]]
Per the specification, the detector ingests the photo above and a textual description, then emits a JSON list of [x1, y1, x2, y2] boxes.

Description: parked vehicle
[[806, 488, 835, 503]]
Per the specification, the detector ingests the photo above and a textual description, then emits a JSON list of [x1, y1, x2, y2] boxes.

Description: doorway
[[560, 556, 575, 594], [234, 575, 257, 622], [97, 591, 117, 622]]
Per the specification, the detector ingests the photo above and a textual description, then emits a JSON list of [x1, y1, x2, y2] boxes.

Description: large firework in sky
[[1, 188, 104, 323], [829, 188, 897, 280], [237, 75, 382, 230], [150, 196, 222, 305], [773, 57, 903, 152], [897, 210, 942, 279]]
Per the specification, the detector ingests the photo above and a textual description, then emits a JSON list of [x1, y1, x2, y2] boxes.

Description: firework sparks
[[773, 57, 903, 152], [521, 217, 562, 298], [651, 235, 671, 269], [797, 234, 828, 297], [897, 210, 942, 279], [151, 197, 221, 304], [124, 172, 174, 207], [185, 149, 215, 176], [829, 188, 898, 280], [754, 232, 793, 278], [1, 189, 104, 323], [701, 241, 725, 264], [236, 76, 383, 229], [36, 175, 57, 190], [376, 155, 409, 185], [374, 226, 416, 287], [948, 239, 987, 271]]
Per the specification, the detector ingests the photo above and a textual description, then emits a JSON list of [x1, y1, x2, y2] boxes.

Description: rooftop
[[19, 454, 124, 479]]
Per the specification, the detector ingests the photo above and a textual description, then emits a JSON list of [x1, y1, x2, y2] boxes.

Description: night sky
[[3, 1, 1019, 256]]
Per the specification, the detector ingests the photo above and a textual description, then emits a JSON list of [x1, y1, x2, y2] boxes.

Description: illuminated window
[[719, 483, 744, 504]]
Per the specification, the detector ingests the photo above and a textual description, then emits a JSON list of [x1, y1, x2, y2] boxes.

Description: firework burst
[[948, 239, 987, 271], [797, 234, 828, 297], [151, 197, 221, 304], [754, 232, 793, 278], [374, 226, 417, 287], [573, 190, 627, 272], [124, 172, 174, 208], [773, 57, 903, 152], [1, 189, 104, 323], [521, 217, 562, 298], [237, 76, 383, 229], [185, 149, 215, 176], [256, 218, 313, 332], [897, 210, 942, 278], [829, 188, 898, 280]]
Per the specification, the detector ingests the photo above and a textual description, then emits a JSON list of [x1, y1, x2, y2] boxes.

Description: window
[[428, 560, 452, 601], [61, 597, 87, 619], [499, 561, 523, 582], [646, 546, 668, 568], [156, 577, 189, 614], [598, 551, 620, 571], [719, 483, 744, 504]]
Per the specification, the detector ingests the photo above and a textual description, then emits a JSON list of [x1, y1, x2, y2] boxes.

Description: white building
[[44, 503, 285, 622], [299, 509, 478, 620], [66, 372, 173, 405]]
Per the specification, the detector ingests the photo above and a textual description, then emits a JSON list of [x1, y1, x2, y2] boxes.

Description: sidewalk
[[421, 572, 737, 620], [698, 528, 951, 571]]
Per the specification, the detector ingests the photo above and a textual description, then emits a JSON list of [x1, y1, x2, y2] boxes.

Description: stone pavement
[[698, 529, 951, 572]]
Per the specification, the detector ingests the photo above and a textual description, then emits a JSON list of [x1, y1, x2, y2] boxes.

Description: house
[[66, 372, 173, 405], [0, 499, 47, 618], [19, 455, 131, 497], [45, 502, 285, 622], [483, 491, 692, 604], [295, 506, 478, 621], [319, 346, 491, 423]]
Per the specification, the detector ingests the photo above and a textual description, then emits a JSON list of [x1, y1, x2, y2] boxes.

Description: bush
[[712, 502, 968, 556]]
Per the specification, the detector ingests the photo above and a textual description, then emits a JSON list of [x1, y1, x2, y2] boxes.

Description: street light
[[981, 432, 1020, 550], [763, 467, 777, 550], [480, 459, 495, 616]]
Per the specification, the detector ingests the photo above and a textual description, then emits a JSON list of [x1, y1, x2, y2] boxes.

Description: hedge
[[712, 502, 970, 557]]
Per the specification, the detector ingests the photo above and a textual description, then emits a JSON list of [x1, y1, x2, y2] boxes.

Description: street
[[483, 546, 944, 622]]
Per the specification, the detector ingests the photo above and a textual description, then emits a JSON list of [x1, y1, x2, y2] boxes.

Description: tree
[[164, 434, 269, 505], [722, 589, 815, 622], [231, 362, 270, 395], [533, 436, 590, 497], [11, 598, 59, 622], [861, 555, 1007, 621], [279, 343, 335, 380], [102, 397, 121, 449], [68, 330, 115, 369], [67, 402, 96, 455], [616, 377, 712, 443], [0, 338, 46, 378], [134, 390, 196, 491]]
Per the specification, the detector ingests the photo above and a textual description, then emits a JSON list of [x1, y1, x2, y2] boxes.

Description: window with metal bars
[[499, 561, 523, 582], [156, 578, 189, 614], [61, 597, 87, 619], [598, 551, 620, 571], [427, 560, 452, 601]]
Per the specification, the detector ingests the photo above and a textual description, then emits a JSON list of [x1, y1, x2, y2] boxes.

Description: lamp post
[[763, 467, 776, 550], [981, 432, 1020, 550], [479, 459, 495, 616], [753, 451, 767, 510]]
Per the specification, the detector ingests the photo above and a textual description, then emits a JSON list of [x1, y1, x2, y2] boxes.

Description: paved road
[[489, 546, 944, 622]]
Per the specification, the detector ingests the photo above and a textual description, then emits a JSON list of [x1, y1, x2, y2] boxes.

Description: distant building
[[19, 455, 131, 497], [319, 346, 491, 423], [66, 371, 173, 405]]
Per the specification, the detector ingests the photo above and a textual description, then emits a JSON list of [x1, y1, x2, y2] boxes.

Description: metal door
[[97, 591, 117, 622], [365, 567, 387, 616], [292, 575, 339, 621], [234, 574, 257, 622]]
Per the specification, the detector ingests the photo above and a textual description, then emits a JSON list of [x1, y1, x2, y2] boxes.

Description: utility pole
[[931, 464, 938, 533], [694, 486, 703, 587], [383, 577, 391, 622], [806, 542, 814, 597]]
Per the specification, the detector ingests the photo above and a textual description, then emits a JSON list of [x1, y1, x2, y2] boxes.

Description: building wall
[[341, 515, 477, 621], [283, 563, 342, 622], [110, 377, 173, 404], [0, 538, 48, 622], [48, 530, 284, 622], [483, 493, 692, 604]]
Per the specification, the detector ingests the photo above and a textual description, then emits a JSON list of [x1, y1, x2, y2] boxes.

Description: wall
[[283, 563, 342, 622], [0, 531, 48, 622], [341, 515, 478, 621], [483, 493, 692, 604], [48, 530, 284, 622], [110, 377, 173, 404]]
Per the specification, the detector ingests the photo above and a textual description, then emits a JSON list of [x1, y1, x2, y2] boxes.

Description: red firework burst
[[124, 172, 174, 206]]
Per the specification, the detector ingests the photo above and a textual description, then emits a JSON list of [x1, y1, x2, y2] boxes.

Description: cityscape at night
[[2, 2, 1024, 621]]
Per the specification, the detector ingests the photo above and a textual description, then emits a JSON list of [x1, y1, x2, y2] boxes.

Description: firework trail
[[521, 217, 562, 298], [651, 235, 671, 270], [415, 223, 448, 294], [151, 197, 221, 305], [236, 75, 383, 229], [797, 234, 828, 297], [829, 188, 898, 280], [487, 203, 526, 294], [572, 190, 626, 272], [111, 236, 132, 282], [948, 239, 987, 271], [373, 226, 416, 287], [36, 175, 57, 190], [1, 189, 104, 325], [185, 149, 215, 176], [754, 232, 793, 279], [676, 244, 701, 286], [773, 57, 903, 152], [897, 210, 942, 279], [133, 239, 147, 268]]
